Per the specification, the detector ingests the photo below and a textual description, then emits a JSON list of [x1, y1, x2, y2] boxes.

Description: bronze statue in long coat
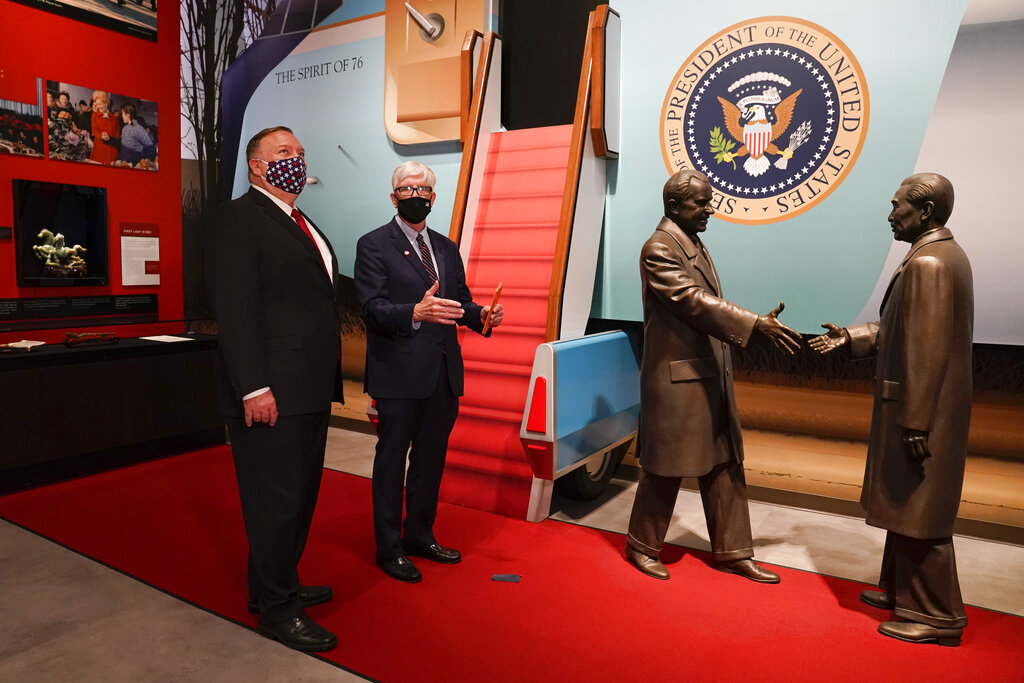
[[812, 172, 973, 647], [625, 169, 801, 583], [848, 226, 974, 539], [636, 214, 756, 479]]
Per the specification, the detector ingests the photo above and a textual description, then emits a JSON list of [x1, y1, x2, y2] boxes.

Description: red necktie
[[291, 208, 329, 276], [291, 208, 315, 242]]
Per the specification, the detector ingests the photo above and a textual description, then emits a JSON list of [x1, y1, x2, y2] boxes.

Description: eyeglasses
[[394, 186, 433, 198]]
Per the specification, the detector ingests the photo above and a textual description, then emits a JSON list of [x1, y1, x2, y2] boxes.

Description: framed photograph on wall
[[10, 0, 157, 42], [46, 81, 159, 172], [0, 95, 45, 158]]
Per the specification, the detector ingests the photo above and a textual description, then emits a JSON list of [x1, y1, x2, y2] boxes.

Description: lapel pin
[[403, 250, 410, 256]]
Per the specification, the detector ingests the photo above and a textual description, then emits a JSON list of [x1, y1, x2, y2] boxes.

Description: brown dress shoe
[[860, 589, 895, 610], [715, 558, 780, 583], [625, 547, 670, 580], [878, 620, 962, 647]]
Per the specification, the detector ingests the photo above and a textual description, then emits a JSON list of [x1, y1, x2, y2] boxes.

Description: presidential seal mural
[[661, 17, 869, 224]]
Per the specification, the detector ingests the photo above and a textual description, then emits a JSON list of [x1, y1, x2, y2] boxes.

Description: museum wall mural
[[2, 0, 1017, 352], [199, 0, 1021, 347]]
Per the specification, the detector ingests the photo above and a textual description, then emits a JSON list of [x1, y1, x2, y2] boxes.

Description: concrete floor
[[0, 521, 365, 683], [1, 425, 1022, 681]]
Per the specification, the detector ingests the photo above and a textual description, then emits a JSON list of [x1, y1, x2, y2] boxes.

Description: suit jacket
[[637, 217, 759, 478], [353, 218, 485, 400], [848, 227, 974, 539], [204, 187, 343, 417]]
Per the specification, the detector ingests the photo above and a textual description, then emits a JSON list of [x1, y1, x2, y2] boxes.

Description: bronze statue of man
[[811, 172, 973, 646], [626, 169, 801, 582]]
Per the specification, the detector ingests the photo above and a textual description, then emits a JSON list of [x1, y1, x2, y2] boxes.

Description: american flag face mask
[[256, 155, 307, 194]]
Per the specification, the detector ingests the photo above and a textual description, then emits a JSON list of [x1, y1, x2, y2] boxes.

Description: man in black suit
[[205, 126, 343, 652], [75, 100, 92, 132], [354, 161, 503, 583]]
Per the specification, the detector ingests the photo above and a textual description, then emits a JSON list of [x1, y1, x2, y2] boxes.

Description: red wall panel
[[0, 1, 181, 344]]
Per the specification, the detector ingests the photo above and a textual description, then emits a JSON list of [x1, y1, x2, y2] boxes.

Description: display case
[[0, 334, 224, 493]]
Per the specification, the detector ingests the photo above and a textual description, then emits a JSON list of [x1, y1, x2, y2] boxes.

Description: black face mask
[[396, 197, 432, 224]]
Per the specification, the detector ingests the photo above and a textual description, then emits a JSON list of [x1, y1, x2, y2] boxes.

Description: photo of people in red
[[46, 80, 158, 172], [0, 96, 44, 157]]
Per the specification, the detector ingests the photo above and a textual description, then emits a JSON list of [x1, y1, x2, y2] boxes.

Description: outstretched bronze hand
[[809, 323, 849, 354], [754, 302, 802, 355]]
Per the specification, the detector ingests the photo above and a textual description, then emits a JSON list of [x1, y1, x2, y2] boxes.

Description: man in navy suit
[[205, 126, 343, 652], [354, 161, 503, 583]]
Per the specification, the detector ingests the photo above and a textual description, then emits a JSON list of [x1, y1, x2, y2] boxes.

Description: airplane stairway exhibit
[[437, 7, 622, 518], [443, 126, 573, 517]]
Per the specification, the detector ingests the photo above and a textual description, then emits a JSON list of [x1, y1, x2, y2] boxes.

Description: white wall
[[855, 19, 1024, 344]]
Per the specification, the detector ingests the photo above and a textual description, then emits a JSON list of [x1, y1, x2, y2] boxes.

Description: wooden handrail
[[460, 30, 482, 142], [449, 31, 497, 246], [588, 5, 615, 158], [544, 7, 606, 341]]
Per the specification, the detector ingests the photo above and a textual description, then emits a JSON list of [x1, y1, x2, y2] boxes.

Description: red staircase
[[440, 125, 573, 518]]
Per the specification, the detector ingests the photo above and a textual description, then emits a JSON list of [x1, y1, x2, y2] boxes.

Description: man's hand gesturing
[[481, 303, 503, 328], [413, 281, 464, 325], [754, 302, 802, 355]]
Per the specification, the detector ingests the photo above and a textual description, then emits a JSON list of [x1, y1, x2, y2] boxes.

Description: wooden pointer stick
[[482, 282, 503, 335]]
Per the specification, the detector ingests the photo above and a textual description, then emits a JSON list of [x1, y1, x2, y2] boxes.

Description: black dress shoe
[[878, 620, 962, 647], [404, 542, 462, 564], [248, 585, 334, 615], [714, 559, 781, 584], [860, 589, 895, 610], [376, 553, 422, 582], [257, 611, 338, 652]]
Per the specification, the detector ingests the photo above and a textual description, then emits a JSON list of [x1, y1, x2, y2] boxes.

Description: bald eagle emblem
[[660, 17, 870, 224], [715, 72, 810, 177]]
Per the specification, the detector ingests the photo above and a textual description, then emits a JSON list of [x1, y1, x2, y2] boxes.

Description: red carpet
[[1, 446, 1022, 682]]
